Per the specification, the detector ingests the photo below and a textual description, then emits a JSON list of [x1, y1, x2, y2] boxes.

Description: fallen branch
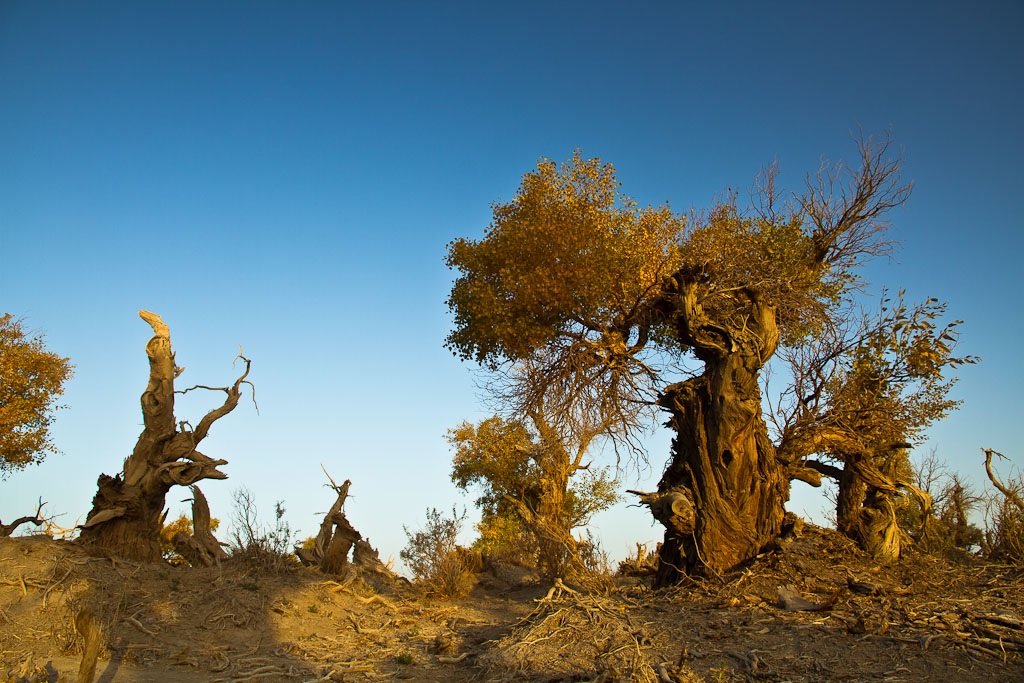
[[437, 653, 469, 663], [124, 616, 159, 637], [0, 498, 46, 537]]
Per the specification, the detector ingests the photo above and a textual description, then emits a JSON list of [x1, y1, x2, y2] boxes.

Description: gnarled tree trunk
[[648, 279, 789, 584], [172, 485, 229, 567], [654, 354, 789, 583], [297, 472, 390, 576], [835, 455, 868, 538], [78, 311, 250, 562]]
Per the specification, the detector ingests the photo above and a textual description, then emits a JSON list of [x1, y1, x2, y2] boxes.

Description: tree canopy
[[445, 139, 910, 450], [0, 314, 74, 477], [445, 135, 969, 578]]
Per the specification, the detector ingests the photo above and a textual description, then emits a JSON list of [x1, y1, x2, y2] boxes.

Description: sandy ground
[[2, 525, 1022, 682]]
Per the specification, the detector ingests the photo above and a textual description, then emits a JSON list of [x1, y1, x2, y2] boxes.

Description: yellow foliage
[[160, 513, 220, 555], [0, 314, 74, 476], [446, 151, 684, 365]]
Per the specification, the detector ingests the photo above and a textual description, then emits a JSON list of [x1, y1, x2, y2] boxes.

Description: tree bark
[[78, 311, 249, 562], [172, 486, 228, 567], [836, 457, 868, 539], [655, 360, 789, 583], [651, 279, 789, 584]]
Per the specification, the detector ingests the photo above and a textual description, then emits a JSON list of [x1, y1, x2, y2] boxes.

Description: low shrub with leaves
[[401, 507, 476, 599]]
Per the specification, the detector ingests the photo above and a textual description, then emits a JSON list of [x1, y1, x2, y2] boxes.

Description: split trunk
[[78, 311, 246, 562]]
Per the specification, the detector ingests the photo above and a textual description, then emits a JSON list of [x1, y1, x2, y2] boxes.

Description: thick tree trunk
[[654, 353, 789, 584], [647, 279, 788, 584], [78, 311, 248, 562], [836, 458, 868, 539], [535, 470, 575, 579]]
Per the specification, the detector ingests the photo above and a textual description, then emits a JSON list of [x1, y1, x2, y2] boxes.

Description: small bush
[[473, 512, 539, 567], [228, 487, 298, 573], [401, 507, 475, 599]]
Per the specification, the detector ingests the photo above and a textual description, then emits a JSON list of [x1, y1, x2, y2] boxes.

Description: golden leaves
[[445, 151, 683, 365], [0, 314, 74, 475]]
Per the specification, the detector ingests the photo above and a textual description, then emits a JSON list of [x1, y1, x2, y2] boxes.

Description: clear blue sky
[[2, 1, 1022, 565]]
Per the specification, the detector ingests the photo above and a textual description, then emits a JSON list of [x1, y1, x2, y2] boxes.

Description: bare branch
[[801, 129, 911, 270], [192, 354, 253, 443], [0, 498, 46, 537], [984, 449, 1024, 513]]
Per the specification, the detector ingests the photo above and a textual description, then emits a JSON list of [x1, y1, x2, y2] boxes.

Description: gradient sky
[[2, 1, 1022, 566]]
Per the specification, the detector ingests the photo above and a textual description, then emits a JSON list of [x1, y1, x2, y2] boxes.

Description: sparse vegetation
[[400, 506, 476, 599], [2, 147, 1019, 683], [228, 486, 299, 573], [982, 449, 1024, 568]]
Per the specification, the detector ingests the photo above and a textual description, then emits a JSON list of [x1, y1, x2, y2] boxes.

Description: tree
[[772, 293, 976, 560], [78, 311, 254, 562], [446, 136, 933, 581], [0, 314, 74, 477], [449, 410, 619, 578]]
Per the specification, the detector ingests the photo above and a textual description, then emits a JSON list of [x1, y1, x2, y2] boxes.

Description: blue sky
[[2, 1, 1022, 565]]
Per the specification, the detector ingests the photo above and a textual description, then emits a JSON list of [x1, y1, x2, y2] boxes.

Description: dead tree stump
[[296, 471, 391, 576], [78, 311, 252, 562]]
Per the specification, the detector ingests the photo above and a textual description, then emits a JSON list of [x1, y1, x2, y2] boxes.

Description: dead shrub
[[899, 451, 983, 559], [617, 542, 660, 577], [985, 495, 1024, 567], [567, 530, 616, 593]]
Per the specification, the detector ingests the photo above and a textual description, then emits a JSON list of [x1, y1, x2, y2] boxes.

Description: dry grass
[[479, 579, 661, 682]]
